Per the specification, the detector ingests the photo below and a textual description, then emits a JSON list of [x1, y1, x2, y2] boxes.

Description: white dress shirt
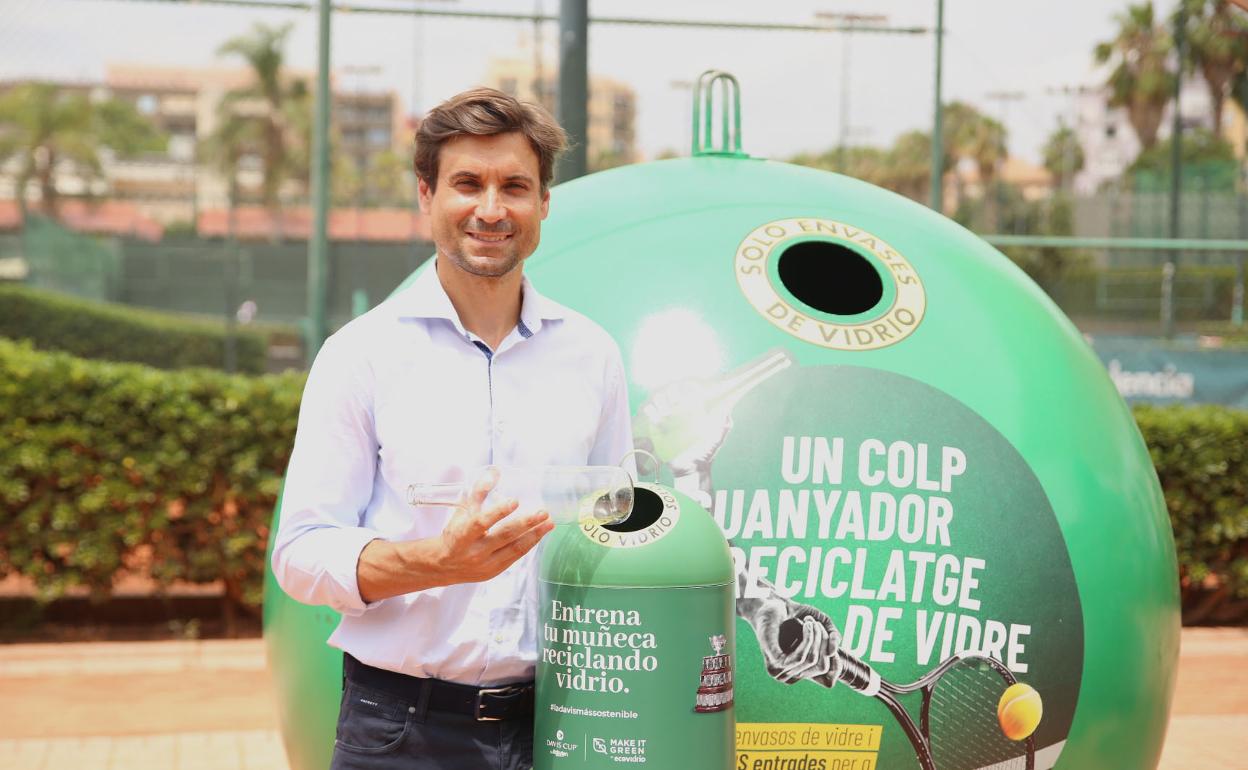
[[272, 263, 634, 686]]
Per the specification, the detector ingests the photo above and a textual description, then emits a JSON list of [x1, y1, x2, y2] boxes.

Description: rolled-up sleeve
[[271, 332, 383, 616]]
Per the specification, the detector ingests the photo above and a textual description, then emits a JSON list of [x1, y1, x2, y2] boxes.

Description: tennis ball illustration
[[998, 682, 1043, 741]]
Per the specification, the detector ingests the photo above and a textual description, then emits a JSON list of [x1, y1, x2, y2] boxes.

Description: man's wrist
[[358, 537, 448, 603], [397, 536, 452, 591]]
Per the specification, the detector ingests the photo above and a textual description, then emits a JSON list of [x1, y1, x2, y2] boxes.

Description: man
[[272, 88, 633, 770]]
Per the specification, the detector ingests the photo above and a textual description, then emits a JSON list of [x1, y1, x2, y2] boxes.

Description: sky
[[0, 0, 1181, 165]]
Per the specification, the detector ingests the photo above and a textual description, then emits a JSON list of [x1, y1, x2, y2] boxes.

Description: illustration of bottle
[[633, 348, 795, 464]]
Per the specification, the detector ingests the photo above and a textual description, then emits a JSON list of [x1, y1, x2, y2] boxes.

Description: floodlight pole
[[1163, 4, 1186, 339], [816, 11, 889, 174], [307, 0, 332, 364], [558, 0, 589, 182], [928, 0, 945, 213]]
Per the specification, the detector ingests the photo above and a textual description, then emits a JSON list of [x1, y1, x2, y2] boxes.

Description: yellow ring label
[[734, 218, 926, 351], [579, 483, 681, 549]]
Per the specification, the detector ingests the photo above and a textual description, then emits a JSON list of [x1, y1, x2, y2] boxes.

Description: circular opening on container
[[603, 487, 665, 533], [777, 241, 884, 316]]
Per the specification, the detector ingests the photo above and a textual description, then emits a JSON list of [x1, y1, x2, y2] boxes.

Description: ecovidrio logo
[[734, 218, 926, 350]]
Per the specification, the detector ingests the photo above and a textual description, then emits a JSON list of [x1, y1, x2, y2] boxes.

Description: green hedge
[[0, 283, 268, 373], [0, 339, 1246, 625], [0, 338, 302, 622], [1134, 404, 1248, 623]]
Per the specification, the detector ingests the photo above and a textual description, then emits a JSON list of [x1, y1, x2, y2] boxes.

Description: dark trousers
[[330, 679, 535, 770]]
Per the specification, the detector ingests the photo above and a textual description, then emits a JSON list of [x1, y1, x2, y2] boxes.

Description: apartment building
[[1, 64, 410, 228], [485, 57, 638, 168]]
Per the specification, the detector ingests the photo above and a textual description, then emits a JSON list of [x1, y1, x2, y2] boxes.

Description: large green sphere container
[[535, 482, 735, 769], [263, 87, 1179, 770], [516, 165, 1180, 768]]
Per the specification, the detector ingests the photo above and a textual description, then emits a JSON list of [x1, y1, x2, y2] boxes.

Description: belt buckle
[[474, 685, 518, 722]]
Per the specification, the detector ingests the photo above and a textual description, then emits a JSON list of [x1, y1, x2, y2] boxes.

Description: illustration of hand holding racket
[[735, 572, 844, 687]]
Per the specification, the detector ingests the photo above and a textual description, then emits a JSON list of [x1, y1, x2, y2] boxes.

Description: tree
[[330, 147, 362, 208], [1179, 0, 1248, 133], [944, 102, 1007, 190], [1233, 68, 1248, 155], [1001, 192, 1091, 292], [0, 83, 163, 218], [788, 145, 889, 182], [366, 149, 415, 206], [788, 137, 929, 201], [787, 104, 1009, 208], [1128, 126, 1237, 190], [206, 23, 311, 236], [1094, 3, 1175, 151], [1042, 120, 1086, 190], [880, 132, 933, 202], [943, 102, 1008, 227]]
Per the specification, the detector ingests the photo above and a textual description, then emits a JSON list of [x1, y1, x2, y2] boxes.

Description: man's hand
[[432, 468, 555, 585], [357, 469, 554, 603]]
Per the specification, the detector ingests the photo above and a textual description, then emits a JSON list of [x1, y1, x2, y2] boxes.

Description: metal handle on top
[[691, 70, 746, 158]]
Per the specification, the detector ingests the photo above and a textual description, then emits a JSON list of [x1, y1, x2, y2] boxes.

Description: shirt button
[[494, 633, 507, 643]]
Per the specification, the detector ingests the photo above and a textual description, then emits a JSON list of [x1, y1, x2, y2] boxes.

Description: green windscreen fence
[[9, 191, 1243, 353], [1041, 266, 1245, 326], [118, 237, 434, 329], [11, 219, 434, 337], [22, 215, 123, 301]]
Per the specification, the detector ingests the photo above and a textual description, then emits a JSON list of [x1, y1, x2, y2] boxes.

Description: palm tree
[[0, 83, 163, 219], [208, 22, 311, 237], [1233, 67, 1248, 139], [200, 99, 260, 237], [1094, 3, 1175, 151], [1042, 120, 1086, 190], [945, 102, 1007, 192], [881, 131, 934, 202], [936, 102, 1008, 227], [788, 145, 888, 180], [1179, 0, 1248, 133]]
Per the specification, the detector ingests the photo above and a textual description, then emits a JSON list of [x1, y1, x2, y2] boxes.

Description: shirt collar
[[396, 259, 564, 337]]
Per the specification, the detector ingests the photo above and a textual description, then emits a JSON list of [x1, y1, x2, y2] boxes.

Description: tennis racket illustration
[[779, 618, 1038, 770]]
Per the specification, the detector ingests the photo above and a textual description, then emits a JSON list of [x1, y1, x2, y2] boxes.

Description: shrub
[[1, 339, 1246, 627], [0, 283, 268, 373], [0, 338, 302, 627], [1134, 404, 1248, 623]]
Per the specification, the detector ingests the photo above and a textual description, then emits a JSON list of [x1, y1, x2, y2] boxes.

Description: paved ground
[[0, 627, 1245, 769]]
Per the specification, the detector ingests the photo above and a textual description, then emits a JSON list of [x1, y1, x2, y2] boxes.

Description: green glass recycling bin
[[514, 147, 1181, 768], [263, 77, 1179, 770], [534, 482, 735, 769]]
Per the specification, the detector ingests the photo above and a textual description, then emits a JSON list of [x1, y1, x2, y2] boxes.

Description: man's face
[[418, 132, 550, 279]]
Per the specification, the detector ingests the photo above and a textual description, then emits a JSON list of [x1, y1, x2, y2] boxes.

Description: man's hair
[[414, 87, 568, 192]]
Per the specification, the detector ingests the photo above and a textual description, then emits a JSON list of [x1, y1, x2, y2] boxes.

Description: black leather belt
[[343, 653, 535, 722]]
